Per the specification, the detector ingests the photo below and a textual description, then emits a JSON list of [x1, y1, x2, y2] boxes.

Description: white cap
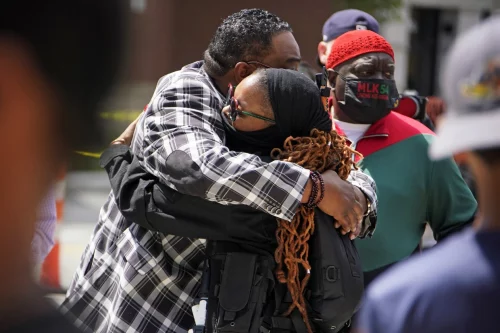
[[430, 16, 500, 159]]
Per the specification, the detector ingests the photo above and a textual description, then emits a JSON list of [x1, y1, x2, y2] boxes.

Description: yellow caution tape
[[74, 151, 102, 159], [99, 110, 142, 121], [75, 110, 142, 159]]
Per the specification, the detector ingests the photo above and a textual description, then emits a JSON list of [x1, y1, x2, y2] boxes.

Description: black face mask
[[221, 112, 284, 156], [335, 73, 400, 124]]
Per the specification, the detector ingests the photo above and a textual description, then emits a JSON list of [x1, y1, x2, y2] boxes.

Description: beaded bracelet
[[316, 172, 325, 205], [305, 171, 325, 209], [306, 174, 319, 208]]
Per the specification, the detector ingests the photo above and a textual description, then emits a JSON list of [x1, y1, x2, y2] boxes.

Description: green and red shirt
[[335, 112, 477, 272]]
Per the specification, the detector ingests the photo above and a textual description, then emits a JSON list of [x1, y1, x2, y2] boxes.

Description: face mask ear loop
[[333, 70, 348, 82], [332, 70, 348, 105]]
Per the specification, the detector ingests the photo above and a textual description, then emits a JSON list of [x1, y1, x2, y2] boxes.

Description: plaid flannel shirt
[[60, 61, 378, 333]]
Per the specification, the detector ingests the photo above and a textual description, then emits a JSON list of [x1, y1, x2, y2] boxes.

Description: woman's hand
[[110, 115, 141, 147]]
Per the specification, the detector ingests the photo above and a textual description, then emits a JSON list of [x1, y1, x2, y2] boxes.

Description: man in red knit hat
[[316, 9, 434, 129], [325, 29, 477, 287]]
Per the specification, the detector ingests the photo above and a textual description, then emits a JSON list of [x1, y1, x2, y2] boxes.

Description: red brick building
[[109, 0, 337, 112], [75, 1, 342, 169]]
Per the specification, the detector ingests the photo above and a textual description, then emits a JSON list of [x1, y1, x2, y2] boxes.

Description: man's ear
[[234, 62, 253, 84], [318, 42, 328, 66], [327, 69, 338, 88]]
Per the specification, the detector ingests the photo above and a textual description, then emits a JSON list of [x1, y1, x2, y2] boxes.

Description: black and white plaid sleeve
[[141, 75, 310, 222]]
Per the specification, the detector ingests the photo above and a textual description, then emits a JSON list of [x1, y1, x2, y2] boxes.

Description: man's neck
[[214, 77, 231, 97], [334, 119, 371, 130], [478, 208, 500, 232], [203, 65, 234, 97], [332, 107, 356, 124], [334, 117, 357, 124], [477, 216, 500, 232]]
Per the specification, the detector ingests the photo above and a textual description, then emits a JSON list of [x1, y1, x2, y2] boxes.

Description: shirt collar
[[334, 112, 392, 138]]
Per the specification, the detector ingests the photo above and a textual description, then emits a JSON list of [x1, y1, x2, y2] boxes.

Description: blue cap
[[430, 16, 500, 160], [322, 9, 379, 42]]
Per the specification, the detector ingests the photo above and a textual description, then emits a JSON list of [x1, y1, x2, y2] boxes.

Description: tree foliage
[[331, 0, 403, 24]]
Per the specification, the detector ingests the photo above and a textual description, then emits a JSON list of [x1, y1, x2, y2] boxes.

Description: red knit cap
[[326, 30, 394, 69]]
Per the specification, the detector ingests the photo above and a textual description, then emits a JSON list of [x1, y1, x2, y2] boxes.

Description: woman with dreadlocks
[[100, 68, 372, 333]]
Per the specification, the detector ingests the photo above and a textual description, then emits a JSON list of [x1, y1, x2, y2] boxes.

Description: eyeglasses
[[224, 84, 276, 125]]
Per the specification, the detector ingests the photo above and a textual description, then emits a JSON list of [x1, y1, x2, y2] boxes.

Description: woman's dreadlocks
[[271, 128, 360, 333]]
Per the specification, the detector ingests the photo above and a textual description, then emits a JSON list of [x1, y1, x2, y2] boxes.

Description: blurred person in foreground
[[61, 8, 377, 333], [325, 30, 477, 287], [356, 16, 500, 333], [0, 1, 125, 332]]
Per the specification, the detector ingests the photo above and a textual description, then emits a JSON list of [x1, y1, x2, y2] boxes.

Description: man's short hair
[[204, 9, 292, 77], [0, 1, 126, 152]]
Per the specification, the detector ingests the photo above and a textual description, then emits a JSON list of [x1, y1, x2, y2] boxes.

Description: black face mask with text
[[335, 72, 400, 124]]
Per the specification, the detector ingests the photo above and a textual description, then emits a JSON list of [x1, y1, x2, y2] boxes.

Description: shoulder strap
[[290, 309, 309, 333], [265, 286, 314, 333]]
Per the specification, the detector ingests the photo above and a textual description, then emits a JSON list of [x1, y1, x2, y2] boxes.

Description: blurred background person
[[298, 60, 317, 81], [317, 9, 379, 67], [393, 92, 435, 130], [426, 96, 447, 125], [0, 1, 126, 332]]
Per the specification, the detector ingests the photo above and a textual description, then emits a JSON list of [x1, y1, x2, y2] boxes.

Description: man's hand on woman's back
[[316, 170, 366, 239], [111, 114, 141, 146]]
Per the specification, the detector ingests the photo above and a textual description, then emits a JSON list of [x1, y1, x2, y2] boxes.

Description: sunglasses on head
[[224, 84, 276, 125]]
